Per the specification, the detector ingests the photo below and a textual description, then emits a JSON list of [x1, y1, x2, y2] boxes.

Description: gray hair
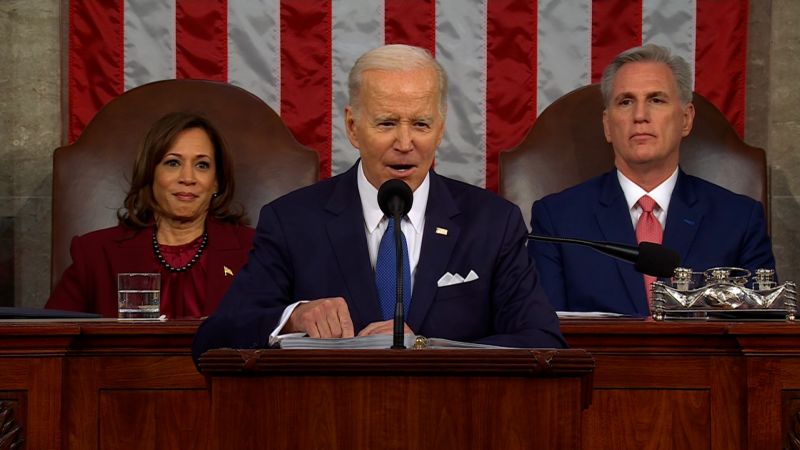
[[600, 44, 693, 106], [348, 44, 448, 118]]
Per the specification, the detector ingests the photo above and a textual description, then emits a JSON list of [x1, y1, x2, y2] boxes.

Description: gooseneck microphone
[[377, 179, 413, 349], [528, 234, 680, 278]]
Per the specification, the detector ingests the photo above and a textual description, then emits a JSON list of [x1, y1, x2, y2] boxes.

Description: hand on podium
[[284, 297, 413, 338], [285, 297, 355, 338], [357, 319, 413, 337]]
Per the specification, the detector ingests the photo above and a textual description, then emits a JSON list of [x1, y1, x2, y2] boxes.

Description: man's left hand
[[357, 319, 413, 336]]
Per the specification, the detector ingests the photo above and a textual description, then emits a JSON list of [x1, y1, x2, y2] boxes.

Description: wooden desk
[[0, 320, 206, 450], [561, 319, 800, 450], [2, 319, 799, 449], [0, 321, 591, 450]]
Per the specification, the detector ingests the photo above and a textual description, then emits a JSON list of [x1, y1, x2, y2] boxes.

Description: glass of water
[[117, 273, 161, 320]]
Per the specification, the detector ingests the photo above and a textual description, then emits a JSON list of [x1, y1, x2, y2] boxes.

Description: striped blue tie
[[375, 217, 412, 320]]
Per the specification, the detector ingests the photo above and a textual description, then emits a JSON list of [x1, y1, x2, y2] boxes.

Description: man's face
[[603, 61, 695, 182], [345, 67, 445, 191]]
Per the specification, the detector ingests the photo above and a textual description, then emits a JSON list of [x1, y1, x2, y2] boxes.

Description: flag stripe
[[385, 0, 436, 51], [591, 0, 642, 83], [537, 0, 591, 115], [435, 0, 487, 186], [227, 0, 281, 111], [486, 0, 537, 192], [280, 0, 333, 178], [124, 0, 175, 90], [695, 0, 747, 135], [175, 0, 227, 81], [384, 0, 437, 171], [642, 0, 696, 79], [330, 0, 383, 176], [68, 0, 125, 143], [66, 0, 751, 190]]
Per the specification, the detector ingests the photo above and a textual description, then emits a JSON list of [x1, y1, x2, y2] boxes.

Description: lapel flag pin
[[435, 227, 448, 236], [223, 266, 234, 277]]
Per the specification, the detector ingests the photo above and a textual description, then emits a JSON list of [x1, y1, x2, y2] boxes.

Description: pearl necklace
[[152, 228, 208, 273]]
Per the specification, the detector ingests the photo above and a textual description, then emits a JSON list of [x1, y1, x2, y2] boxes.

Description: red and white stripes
[[68, 0, 748, 191]]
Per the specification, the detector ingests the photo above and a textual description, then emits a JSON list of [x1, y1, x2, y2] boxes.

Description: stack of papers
[[273, 333, 507, 350], [555, 311, 628, 319]]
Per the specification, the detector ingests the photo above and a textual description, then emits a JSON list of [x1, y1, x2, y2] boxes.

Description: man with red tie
[[528, 44, 776, 316]]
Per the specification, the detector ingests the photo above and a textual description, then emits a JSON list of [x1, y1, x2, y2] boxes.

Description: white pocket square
[[437, 270, 479, 287]]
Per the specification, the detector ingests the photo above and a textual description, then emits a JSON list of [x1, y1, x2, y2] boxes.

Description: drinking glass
[[117, 273, 161, 320]]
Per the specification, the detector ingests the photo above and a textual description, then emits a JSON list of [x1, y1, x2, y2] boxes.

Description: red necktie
[[635, 195, 663, 308]]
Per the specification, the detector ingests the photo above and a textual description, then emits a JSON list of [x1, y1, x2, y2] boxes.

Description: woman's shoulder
[[72, 224, 146, 247], [207, 218, 255, 242]]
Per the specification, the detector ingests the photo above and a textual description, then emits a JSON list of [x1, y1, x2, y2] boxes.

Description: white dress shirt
[[357, 161, 429, 289], [617, 168, 679, 230]]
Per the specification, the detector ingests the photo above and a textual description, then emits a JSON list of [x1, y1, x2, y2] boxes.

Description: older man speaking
[[193, 44, 564, 360]]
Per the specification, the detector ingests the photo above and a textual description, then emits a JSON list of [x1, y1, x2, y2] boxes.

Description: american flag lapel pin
[[435, 227, 448, 236]]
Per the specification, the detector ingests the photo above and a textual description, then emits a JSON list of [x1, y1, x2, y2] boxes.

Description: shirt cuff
[[268, 300, 309, 346]]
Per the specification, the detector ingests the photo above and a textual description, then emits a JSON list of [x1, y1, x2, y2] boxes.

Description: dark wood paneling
[[561, 320, 800, 450], [583, 389, 710, 450], [0, 357, 63, 450], [783, 390, 800, 450], [3, 319, 800, 449], [209, 364, 587, 450], [0, 396, 25, 449], [98, 390, 209, 450], [0, 320, 204, 450]]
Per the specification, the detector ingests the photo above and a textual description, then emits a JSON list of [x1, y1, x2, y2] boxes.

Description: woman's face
[[152, 127, 218, 224]]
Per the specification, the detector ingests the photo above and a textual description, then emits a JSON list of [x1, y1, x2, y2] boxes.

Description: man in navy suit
[[193, 44, 564, 360], [528, 44, 775, 316]]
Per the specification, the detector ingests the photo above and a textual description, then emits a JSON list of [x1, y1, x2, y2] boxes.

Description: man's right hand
[[284, 297, 355, 338]]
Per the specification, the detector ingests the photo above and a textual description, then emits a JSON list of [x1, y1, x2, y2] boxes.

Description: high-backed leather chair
[[52, 79, 319, 288], [499, 84, 768, 229]]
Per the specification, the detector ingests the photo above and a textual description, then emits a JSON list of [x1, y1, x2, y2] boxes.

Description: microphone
[[528, 234, 680, 278], [378, 179, 413, 217], [377, 179, 413, 349]]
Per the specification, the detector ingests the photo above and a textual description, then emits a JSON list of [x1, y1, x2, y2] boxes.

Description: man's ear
[[602, 109, 612, 143], [344, 105, 360, 149], [681, 102, 695, 137]]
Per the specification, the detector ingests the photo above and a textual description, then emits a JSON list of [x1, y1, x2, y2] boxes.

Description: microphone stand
[[391, 210, 406, 349], [528, 234, 639, 262], [528, 233, 680, 278], [378, 179, 413, 350]]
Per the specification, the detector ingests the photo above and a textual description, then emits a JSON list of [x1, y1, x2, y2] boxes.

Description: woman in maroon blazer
[[46, 112, 255, 318]]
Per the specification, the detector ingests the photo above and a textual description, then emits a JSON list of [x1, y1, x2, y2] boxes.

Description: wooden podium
[[198, 348, 595, 450]]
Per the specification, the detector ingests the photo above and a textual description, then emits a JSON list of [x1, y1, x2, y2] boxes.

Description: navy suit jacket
[[193, 164, 565, 360], [529, 169, 776, 316]]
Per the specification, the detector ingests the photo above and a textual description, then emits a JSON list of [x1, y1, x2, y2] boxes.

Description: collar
[[617, 167, 678, 212], [357, 161, 430, 234]]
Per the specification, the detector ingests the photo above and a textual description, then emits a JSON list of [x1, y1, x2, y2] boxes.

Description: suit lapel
[[663, 171, 703, 265], [406, 172, 460, 332], [594, 172, 648, 315], [325, 166, 383, 326]]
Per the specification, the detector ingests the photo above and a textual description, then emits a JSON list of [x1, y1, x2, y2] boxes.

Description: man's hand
[[285, 297, 354, 338], [357, 319, 412, 336]]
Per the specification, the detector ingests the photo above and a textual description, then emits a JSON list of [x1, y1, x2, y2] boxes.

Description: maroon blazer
[[46, 218, 255, 317]]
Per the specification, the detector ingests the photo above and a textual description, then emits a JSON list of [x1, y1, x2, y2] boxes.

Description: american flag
[[67, 0, 748, 192]]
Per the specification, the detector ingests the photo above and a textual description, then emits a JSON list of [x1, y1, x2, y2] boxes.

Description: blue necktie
[[375, 217, 412, 320]]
